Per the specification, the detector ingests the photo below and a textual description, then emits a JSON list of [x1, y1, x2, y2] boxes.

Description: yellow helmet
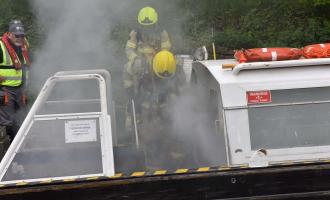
[[138, 7, 158, 26], [153, 50, 176, 79]]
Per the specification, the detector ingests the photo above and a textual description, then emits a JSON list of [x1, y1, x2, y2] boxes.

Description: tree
[[0, 0, 40, 48]]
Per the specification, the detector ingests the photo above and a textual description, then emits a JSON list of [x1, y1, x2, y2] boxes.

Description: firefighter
[[0, 20, 30, 142], [123, 7, 186, 169], [123, 6, 172, 132]]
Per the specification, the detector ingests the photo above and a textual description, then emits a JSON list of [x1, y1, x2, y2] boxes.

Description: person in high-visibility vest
[[0, 20, 31, 141]]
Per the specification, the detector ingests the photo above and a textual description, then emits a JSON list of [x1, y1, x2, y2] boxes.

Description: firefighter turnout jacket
[[124, 29, 171, 91]]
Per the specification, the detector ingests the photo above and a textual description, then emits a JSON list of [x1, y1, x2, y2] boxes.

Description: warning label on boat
[[247, 91, 272, 104], [65, 119, 97, 143]]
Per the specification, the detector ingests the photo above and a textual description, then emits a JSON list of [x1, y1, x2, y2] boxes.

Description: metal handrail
[[0, 72, 113, 181]]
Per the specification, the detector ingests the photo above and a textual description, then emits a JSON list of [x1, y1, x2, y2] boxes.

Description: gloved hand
[[193, 46, 208, 61], [129, 30, 137, 42], [0, 76, 5, 83], [161, 30, 169, 40]]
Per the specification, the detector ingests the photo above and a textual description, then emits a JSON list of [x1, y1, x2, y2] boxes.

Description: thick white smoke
[[29, 0, 188, 88], [30, 0, 124, 86], [27, 0, 224, 172]]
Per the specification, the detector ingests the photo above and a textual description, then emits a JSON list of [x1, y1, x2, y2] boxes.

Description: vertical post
[[212, 42, 217, 60], [112, 101, 118, 146], [131, 99, 139, 149]]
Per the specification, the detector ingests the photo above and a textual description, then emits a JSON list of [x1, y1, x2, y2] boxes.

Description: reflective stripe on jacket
[[124, 30, 171, 89], [0, 41, 25, 87]]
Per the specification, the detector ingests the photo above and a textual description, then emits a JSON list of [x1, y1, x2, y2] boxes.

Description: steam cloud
[[30, 0, 188, 87], [27, 0, 225, 172], [30, 0, 125, 88]]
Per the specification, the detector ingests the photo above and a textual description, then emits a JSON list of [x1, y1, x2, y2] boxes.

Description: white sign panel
[[65, 119, 97, 143]]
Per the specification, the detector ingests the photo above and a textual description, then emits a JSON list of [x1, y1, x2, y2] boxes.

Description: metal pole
[[112, 100, 118, 146], [131, 99, 139, 149], [212, 42, 217, 60]]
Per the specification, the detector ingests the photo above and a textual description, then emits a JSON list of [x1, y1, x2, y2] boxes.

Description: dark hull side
[[2, 163, 330, 200]]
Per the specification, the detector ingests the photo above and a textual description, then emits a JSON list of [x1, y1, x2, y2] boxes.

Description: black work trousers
[[0, 86, 26, 141]]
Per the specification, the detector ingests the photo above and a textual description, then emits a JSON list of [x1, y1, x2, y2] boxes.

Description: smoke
[[22, 0, 223, 174], [169, 84, 227, 167], [29, 0, 189, 89], [30, 0, 120, 89]]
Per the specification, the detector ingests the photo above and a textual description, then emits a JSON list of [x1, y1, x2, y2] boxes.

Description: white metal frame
[[0, 71, 114, 184]]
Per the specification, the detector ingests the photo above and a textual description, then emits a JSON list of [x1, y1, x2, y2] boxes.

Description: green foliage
[[299, 0, 330, 6], [0, 0, 40, 50], [180, 0, 330, 50], [2, 0, 330, 54]]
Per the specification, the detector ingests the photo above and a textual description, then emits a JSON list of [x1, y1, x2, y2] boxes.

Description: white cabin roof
[[199, 58, 330, 86], [197, 58, 330, 107]]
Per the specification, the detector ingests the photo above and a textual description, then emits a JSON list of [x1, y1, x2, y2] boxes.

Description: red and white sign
[[247, 91, 272, 104]]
